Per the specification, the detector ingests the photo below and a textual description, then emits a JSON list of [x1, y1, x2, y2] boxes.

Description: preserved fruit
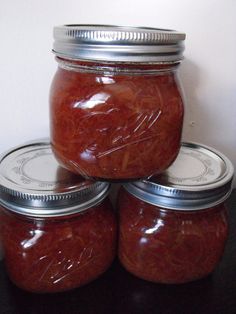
[[50, 61, 184, 180], [118, 188, 228, 284], [50, 25, 186, 180], [0, 199, 116, 293], [0, 140, 117, 293], [118, 142, 234, 283]]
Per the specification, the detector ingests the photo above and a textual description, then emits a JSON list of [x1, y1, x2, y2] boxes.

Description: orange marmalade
[[118, 188, 228, 284], [0, 141, 117, 293], [50, 25, 186, 181], [118, 142, 234, 284]]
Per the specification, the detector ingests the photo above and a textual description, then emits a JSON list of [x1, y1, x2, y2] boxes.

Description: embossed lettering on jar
[[0, 141, 116, 293], [118, 142, 234, 284], [50, 25, 186, 180]]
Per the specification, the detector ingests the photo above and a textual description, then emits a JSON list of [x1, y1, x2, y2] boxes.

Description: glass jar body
[[50, 60, 184, 181], [118, 188, 229, 284], [0, 198, 116, 293]]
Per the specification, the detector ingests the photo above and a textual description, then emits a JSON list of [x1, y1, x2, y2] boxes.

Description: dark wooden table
[[1, 191, 235, 314]]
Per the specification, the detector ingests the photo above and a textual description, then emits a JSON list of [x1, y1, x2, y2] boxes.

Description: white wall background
[[0, 0, 236, 185]]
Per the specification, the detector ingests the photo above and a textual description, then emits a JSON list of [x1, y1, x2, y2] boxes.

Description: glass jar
[[0, 141, 116, 293], [118, 142, 234, 284], [50, 25, 186, 181]]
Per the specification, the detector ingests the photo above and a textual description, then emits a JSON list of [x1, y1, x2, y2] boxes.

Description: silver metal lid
[[124, 142, 234, 210], [53, 24, 185, 63], [0, 140, 110, 217]]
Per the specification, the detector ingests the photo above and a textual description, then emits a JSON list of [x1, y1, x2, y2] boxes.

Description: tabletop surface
[[0, 191, 235, 314]]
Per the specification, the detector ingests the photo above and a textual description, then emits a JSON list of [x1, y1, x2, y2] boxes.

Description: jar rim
[[53, 24, 185, 63], [123, 142, 234, 211], [0, 139, 110, 217]]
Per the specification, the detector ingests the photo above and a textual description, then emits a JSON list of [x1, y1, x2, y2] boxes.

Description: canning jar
[[0, 141, 116, 293], [50, 25, 186, 181], [118, 142, 234, 284]]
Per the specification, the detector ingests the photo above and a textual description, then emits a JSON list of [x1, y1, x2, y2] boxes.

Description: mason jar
[[0, 141, 116, 293], [50, 25, 186, 181], [118, 142, 234, 284]]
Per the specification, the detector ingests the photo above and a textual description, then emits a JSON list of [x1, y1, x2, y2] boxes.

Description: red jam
[[118, 188, 229, 284], [0, 198, 116, 293], [50, 61, 184, 181]]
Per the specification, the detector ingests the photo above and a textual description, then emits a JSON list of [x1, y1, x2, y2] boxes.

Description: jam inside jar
[[0, 198, 116, 293], [118, 142, 234, 284], [50, 25, 185, 181], [118, 188, 228, 284], [0, 140, 117, 293]]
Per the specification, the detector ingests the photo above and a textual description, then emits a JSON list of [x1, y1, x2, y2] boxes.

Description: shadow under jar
[[50, 25, 186, 181], [0, 141, 116, 293], [118, 142, 234, 284]]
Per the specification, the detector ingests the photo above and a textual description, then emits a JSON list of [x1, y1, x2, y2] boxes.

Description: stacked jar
[[118, 142, 234, 283], [0, 141, 117, 293], [50, 25, 185, 181], [0, 25, 234, 292]]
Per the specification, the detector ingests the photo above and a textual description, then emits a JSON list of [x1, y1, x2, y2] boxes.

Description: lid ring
[[124, 142, 234, 211], [53, 24, 186, 63], [0, 140, 110, 217]]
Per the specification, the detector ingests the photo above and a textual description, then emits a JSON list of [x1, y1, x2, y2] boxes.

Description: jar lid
[[53, 24, 185, 63], [124, 142, 234, 210], [0, 140, 110, 217]]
